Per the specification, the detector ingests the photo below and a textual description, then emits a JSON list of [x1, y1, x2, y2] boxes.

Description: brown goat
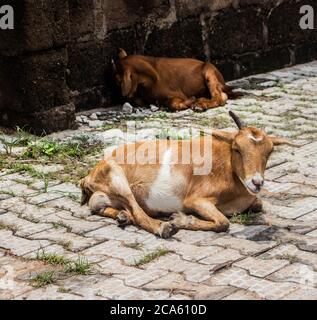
[[80, 112, 299, 238], [112, 49, 237, 112]]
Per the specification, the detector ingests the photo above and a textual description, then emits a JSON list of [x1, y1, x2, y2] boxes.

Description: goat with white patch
[[80, 112, 299, 238]]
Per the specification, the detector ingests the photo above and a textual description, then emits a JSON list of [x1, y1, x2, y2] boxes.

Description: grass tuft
[[31, 271, 55, 288], [65, 257, 92, 275], [132, 247, 171, 267], [230, 212, 253, 225], [36, 250, 70, 266]]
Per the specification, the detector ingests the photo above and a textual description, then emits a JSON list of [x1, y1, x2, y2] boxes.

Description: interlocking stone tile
[[173, 229, 220, 244], [0, 198, 57, 219], [144, 272, 211, 298], [297, 210, 317, 222], [260, 244, 317, 270], [47, 197, 91, 218], [96, 258, 141, 277], [27, 192, 65, 205], [58, 275, 170, 300], [263, 181, 298, 194], [17, 285, 83, 300], [206, 267, 298, 300], [164, 241, 222, 262], [47, 183, 81, 195], [233, 257, 289, 277], [0, 256, 48, 299], [268, 263, 317, 287], [23, 244, 78, 261], [194, 285, 237, 300], [306, 229, 317, 237], [81, 240, 148, 265], [147, 253, 213, 283], [0, 183, 36, 197], [199, 248, 243, 266], [34, 211, 105, 234], [282, 287, 317, 300], [86, 224, 141, 242], [204, 235, 276, 255], [121, 268, 168, 287], [0, 230, 50, 256], [231, 225, 270, 240], [0, 212, 52, 237], [28, 228, 100, 252], [222, 289, 262, 300]]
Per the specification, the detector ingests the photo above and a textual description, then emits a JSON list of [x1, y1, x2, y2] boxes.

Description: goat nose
[[252, 177, 264, 187]]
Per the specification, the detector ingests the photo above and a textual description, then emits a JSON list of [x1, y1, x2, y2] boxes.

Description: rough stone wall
[[0, 0, 317, 133]]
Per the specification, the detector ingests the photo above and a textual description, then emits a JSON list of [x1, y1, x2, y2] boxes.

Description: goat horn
[[111, 59, 117, 73], [229, 111, 246, 129]]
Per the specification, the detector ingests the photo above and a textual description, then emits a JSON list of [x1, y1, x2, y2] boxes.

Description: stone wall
[[0, 0, 317, 133]]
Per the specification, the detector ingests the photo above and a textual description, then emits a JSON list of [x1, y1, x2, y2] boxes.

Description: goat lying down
[[80, 112, 298, 238], [112, 49, 239, 112]]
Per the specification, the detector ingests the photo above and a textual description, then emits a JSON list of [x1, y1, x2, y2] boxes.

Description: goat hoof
[[159, 221, 179, 239], [192, 104, 206, 112], [116, 211, 131, 228]]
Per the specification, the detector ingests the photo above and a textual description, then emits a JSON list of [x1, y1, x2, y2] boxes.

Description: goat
[[112, 49, 239, 112], [80, 112, 298, 238]]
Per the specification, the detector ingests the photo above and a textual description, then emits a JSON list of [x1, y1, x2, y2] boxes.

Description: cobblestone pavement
[[1, 61, 317, 300]]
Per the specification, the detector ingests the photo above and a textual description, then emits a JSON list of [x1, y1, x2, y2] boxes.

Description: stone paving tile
[[267, 263, 317, 287], [47, 183, 81, 195], [0, 230, 50, 256], [233, 257, 289, 277], [57, 275, 170, 300], [28, 228, 100, 253], [282, 287, 317, 300], [0, 256, 51, 299], [0, 197, 57, 220], [222, 289, 262, 300], [23, 244, 79, 261], [202, 235, 276, 255], [27, 192, 65, 205], [81, 240, 148, 265], [147, 253, 213, 283], [297, 210, 317, 222], [173, 229, 220, 244], [164, 241, 223, 262], [194, 285, 237, 300], [260, 244, 317, 270], [86, 224, 142, 242], [144, 272, 215, 299], [306, 229, 317, 237], [17, 285, 84, 300], [206, 267, 298, 300], [0, 212, 53, 237], [199, 248, 244, 266], [230, 225, 270, 240], [47, 197, 92, 218], [32, 210, 106, 235]]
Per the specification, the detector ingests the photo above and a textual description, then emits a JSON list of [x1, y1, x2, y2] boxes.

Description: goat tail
[[224, 85, 244, 99]]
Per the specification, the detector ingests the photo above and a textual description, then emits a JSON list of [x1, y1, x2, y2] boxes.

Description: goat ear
[[118, 48, 128, 59], [81, 189, 90, 206], [212, 130, 235, 143], [269, 136, 301, 147], [79, 179, 89, 206], [121, 69, 133, 97]]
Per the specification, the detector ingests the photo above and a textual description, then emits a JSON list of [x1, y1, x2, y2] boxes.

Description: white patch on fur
[[146, 149, 183, 213], [248, 133, 263, 142]]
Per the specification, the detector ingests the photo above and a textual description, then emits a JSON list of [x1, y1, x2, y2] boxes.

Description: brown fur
[[113, 49, 236, 112]]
